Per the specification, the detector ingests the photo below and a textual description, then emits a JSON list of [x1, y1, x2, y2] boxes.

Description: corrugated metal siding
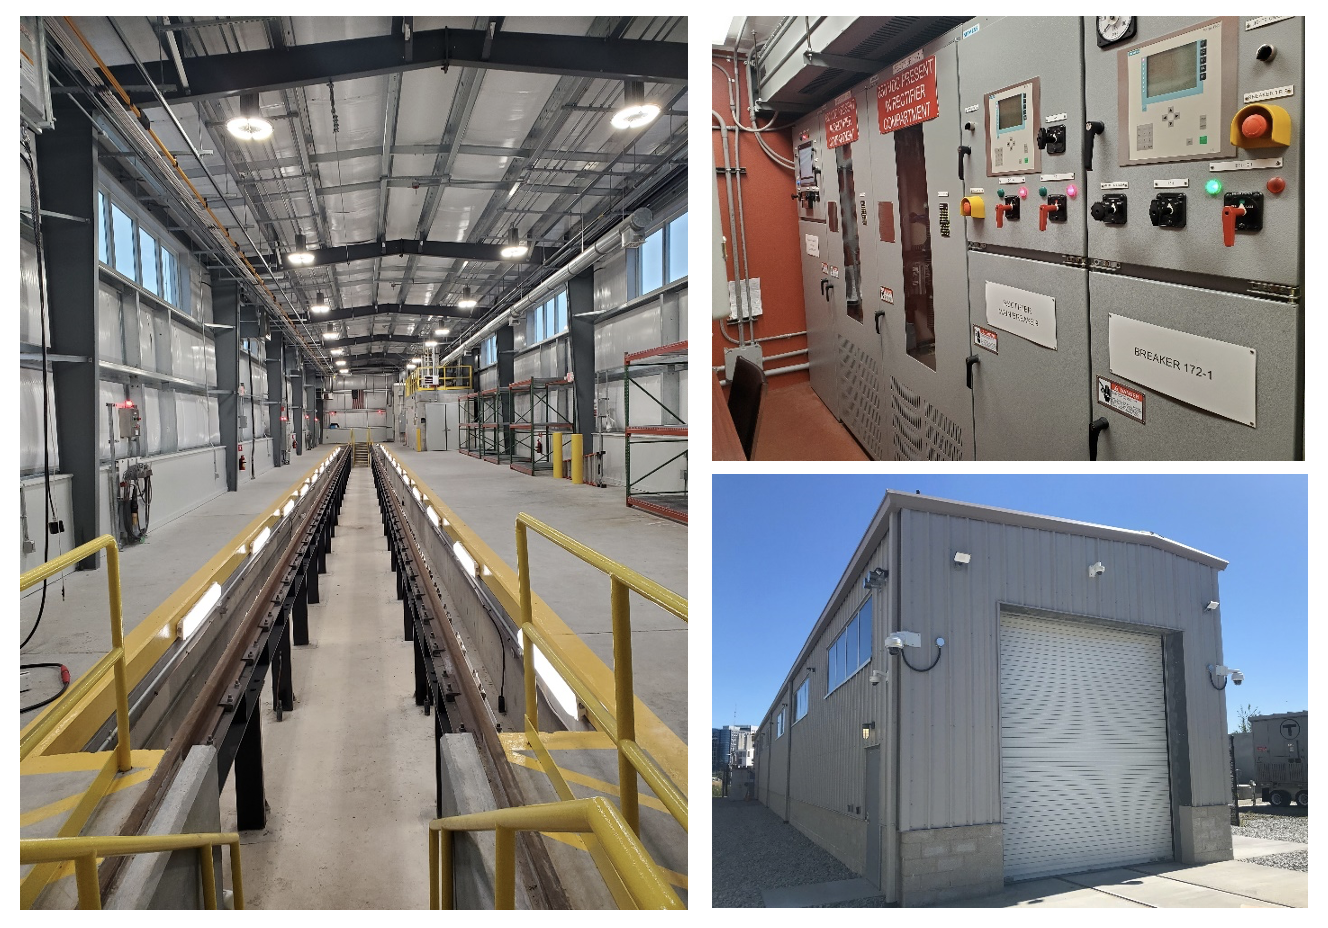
[[898, 509, 1227, 832], [771, 536, 889, 827]]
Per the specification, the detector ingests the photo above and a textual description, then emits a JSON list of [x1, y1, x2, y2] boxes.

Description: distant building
[[714, 725, 756, 772]]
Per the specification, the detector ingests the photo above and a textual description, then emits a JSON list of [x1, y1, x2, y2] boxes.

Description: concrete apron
[[218, 465, 436, 908], [958, 861, 1307, 908]]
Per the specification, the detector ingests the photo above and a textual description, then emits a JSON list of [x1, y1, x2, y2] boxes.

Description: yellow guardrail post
[[551, 431, 563, 478], [19, 535, 132, 773], [570, 433, 583, 484], [611, 576, 639, 835], [74, 854, 100, 910], [494, 826, 516, 909]]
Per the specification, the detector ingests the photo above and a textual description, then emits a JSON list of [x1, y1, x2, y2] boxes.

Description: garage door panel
[[1000, 613, 1173, 882]]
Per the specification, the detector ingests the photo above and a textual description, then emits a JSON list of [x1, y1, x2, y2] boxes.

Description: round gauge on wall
[[1096, 16, 1137, 48]]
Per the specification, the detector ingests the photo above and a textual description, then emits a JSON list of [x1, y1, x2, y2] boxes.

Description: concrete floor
[[20, 448, 335, 725], [396, 444, 688, 744], [218, 465, 436, 908], [960, 861, 1307, 908]]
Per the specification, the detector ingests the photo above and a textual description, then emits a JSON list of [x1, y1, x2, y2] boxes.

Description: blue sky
[[712, 474, 1307, 733]]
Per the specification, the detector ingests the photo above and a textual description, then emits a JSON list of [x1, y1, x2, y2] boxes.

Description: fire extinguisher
[[536, 436, 543, 455], [238, 442, 246, 471]]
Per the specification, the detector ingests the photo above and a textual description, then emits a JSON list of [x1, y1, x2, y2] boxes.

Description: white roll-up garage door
[[999, 613, 1174, 881]]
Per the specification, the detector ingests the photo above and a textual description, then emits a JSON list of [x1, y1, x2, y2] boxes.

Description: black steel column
[[233, 706, 267, 831], [286, 346, 304, 457], [567, 268, 597, 441], [293, 577, 309, 646], [211, 273, 240, 491], [35, 99, 99, 568], [497, 326, 515, 455], [267, 330, 285, 467]]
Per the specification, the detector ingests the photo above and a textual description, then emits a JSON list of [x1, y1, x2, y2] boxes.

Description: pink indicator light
[[1018, 187, 1029, 199], [1066, 184, 1078, 198]]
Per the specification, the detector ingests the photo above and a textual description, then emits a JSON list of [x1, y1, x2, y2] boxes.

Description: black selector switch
[[1149, 192, 1187, 228], [1090, 193, 1128, 225], [1002, 195, 1021, 221], [1224, 191, 1263, 232], [1036, 125, 1067, 155], [1045, 194, 1068, 223], [1255, 44, 1277, 62]]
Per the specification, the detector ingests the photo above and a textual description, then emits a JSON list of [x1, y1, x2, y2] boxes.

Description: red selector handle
[[995, 204, 1011, 228], [1039, 203, 1055, 232], [1223, 205, 1246, 247]]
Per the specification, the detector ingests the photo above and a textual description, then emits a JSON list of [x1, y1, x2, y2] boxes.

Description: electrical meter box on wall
[[116, 405, 140, 441]]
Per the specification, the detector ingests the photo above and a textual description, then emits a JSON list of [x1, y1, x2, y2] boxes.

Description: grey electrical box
[[116, 405, 141, 440]]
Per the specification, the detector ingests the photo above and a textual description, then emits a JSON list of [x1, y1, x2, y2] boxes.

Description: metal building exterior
[[753, 491, 1234, 906]]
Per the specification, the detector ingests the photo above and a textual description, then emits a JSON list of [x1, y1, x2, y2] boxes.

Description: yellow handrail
[[428, 797, 681, 910], [20, 832, 245, 910], [516, 513, 688, 837], [20, 535, 131, 774]]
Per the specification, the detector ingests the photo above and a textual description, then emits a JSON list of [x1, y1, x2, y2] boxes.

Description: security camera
[[884, 635, 905, 656], [870, 670, 884, 686], [1232, 671, 1244, 685], [1088, 561, 1106, 578]]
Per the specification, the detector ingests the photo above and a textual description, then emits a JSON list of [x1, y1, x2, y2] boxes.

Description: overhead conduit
[[441, 208, 654, 368]]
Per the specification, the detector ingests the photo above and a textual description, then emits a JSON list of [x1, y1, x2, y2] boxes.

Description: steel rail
[[373, 447, 568, 909], [95, 448, 351, 900]]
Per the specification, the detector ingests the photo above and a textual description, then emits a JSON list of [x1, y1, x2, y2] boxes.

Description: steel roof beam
[[245, 238, 551, 269], [108, 27, 688, 104], [319, 304, 475, 323]]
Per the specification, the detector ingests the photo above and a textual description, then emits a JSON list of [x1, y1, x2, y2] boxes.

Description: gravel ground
[[1233, 811, 1309, 872], [712, 799, 889, 907]]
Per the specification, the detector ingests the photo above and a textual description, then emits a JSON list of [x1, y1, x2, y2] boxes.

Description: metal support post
[[567, 269, 597, 445], [233, 704, 267, 831], [292, 578, 309, 646], [266, 330, 286, 468], [212, 275, 241, 492]]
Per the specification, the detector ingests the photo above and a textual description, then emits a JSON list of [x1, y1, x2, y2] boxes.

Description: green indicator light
[[997, 188, 1006, 198], [1199, 135, 1208, 145], [1205, 178, 1224, 196], [1038, 186, 1048, 197]]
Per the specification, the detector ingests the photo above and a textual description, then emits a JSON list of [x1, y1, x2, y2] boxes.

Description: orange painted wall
[[712, 53, 809, 387]]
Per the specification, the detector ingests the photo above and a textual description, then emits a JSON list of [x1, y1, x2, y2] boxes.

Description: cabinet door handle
[[874, 309, 886, 335], [958, 144, 972, 182], [1089, 416, 1110, 460], [966, 354, 980, 390], [1084, 121, 1105, 172]]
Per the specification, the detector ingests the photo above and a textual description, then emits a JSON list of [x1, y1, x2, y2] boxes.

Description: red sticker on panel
[[877, 55, 939, 134], [826, 96, 859, 149]]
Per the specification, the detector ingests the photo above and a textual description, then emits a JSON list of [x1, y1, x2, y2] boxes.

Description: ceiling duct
[[442, 208, 652, 367]]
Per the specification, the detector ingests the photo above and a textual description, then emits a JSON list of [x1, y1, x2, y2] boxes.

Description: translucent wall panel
[[19, 367, 60, 473], [137, 303, 156, 371], [98, 380, 130, 461], [140, 386, 162, 454], [98, 283, 123, 364], [20, 234, 46, 345]]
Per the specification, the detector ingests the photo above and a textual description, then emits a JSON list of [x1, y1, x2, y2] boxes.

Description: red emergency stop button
[[1267, 176, 1286, 195], [1241, 112, 1269, 140]]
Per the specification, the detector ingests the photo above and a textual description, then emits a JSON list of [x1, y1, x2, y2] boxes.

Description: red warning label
[[1097, 376, 1146, 424], [825, 96, 859, 149], [877, 55, 939, 134]]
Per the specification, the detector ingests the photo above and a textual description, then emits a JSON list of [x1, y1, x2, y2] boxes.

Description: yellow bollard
[[550, 431, 564, 478], [570, 433, 583, 485], [416, 427, 422, 452]]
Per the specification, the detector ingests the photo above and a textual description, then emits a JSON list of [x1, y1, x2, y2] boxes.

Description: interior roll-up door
[[999, 613, 1174, 881]]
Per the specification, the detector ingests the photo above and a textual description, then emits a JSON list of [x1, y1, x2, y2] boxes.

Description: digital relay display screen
[[997, 94, 1023, 130], [1146, 42, 1199, 97], [796, 143, 816, 187]]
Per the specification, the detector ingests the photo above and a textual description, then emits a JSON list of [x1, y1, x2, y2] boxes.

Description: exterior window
[[111, 202, 136, 279], [795, 678, 809, 722], [827, 596, 872, 695], [555, 290, 567, 333], [776, 708, 786, 739], [161, 247, 178, 306], [639, 227, 663, 294], [666, 213, 687, 283], [480, 335, 498, 368], [97, 191, 108, 264], [139, 228, 160, 295], [524, 290, 569, 347]]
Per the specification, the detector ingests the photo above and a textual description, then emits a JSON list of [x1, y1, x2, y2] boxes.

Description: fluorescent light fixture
[[533, 647, 579, 719], [499, 226, 528, 259], [411, 487, 422, 503], [457, 286, 477, 309], [272, 508, 283, 519], [410, 357, 423, 364], [330, 348, 344, 355], [310, 291, 330, 313], [335, 358, 347, 366], [452, 541, 477, 576], [287, 233, 314, 267], [508, 181, 520, 198], [424, 340, 438, 348], [426, 506, 440, 528], [436, 327, 450, 336], [323, 329, 340, 340], [226, 93, 273, 141], [406, 363, 416, 371], [251, 526, 272, 556], [180, 582, 223, 639], [611, 81, 660, 130], [283, 499, 296, 517]]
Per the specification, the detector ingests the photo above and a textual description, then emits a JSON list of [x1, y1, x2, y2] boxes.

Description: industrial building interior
[[19, 15, 687, 909], [712, 16, 1304, 461]]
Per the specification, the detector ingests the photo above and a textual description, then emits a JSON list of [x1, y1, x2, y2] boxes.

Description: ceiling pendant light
[[611, 81, 659, 130], [410, 357, 423, 364], [310, 291, 330, 313], [322, 327, 340, 340], [334, 358, 347, 366], [435, 327, 450, 336], [227, 93, 274, 141], [424, 339, 438, 348], [287, 233, 314, 267], [457, 285, 478, 309], [500, 227, 528, 260]]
